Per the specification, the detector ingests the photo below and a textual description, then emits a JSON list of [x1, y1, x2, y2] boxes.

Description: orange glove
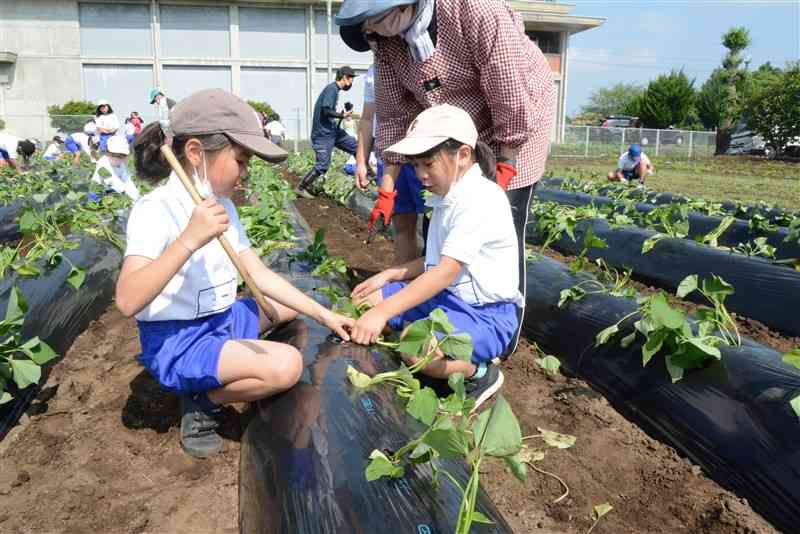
[[368, 190, 397, 232], [495, 161, 517, 191]]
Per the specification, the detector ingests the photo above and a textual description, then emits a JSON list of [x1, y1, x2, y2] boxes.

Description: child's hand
[[351, 271, 391, 306], [180, 198, 230, 251], [350, 307, 389, 345], [318, 309, 354, 341]]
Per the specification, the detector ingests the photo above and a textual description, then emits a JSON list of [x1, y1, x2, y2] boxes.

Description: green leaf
[[424, 427, 467, 459], [448, 373, 466, 401], [396, 319, 433, 357], [365, 450, 404, 481], [32, 193, 48, 204], [642, 329, 668, 366], [790, 395, 800, 419], [409, 442, 432, 460], [702, 275, 735, 298], [641, 233, 666, 254], [18, 211, 37, 233], [649, 294, 685, 330], [620, 331, 637, 349], [346, 365, 373, 389], [782, 349, 800, 370], [429, 308, 455, 335], [503, 452, 529, 482], [473, 396, 522, 457], [595, 324, 618, 346], [676, 275, 699, 298], [406, 387, 438, 425], [664, 355, 685, 383], [13, 263, 41, 277], [66, 266, 86, 290], [97, 167, 112, 178], [593, 503, 614, 520], [10, 358, 41, 389], [471, 511, 495, 525], [535, 355, 561, 375], [5, 286, 27, 324], [538, 427, 577, 449], [685, 338, 722, 359], [438, 333, 473, 362], [22, 339, 58, 365]]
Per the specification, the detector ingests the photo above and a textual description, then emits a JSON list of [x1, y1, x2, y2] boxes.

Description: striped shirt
[[373, 0, 556, 189]]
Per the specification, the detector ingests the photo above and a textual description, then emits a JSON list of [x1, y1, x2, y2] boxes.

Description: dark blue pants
[[312, 128, 357, 173]]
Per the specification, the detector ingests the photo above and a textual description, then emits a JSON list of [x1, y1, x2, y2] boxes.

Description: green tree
[[581, 83, 644, 118], [748, 63, 800, 157], [696, 69, 728, 130], [571, 111, 604, 126], [638, 70, 696, 129], [716, 26, 751, 154], [47, 100, 96, 134], [248, 101, 280, 122]]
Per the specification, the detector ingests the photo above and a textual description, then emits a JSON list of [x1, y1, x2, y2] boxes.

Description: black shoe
[[179, 396, 223, 458], [464, 365, 505, 411]]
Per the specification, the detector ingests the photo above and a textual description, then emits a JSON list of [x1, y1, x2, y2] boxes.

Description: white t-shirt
[[92, 155, 140, 201], [266, 121, 286, 137], [43, 143, 61, 159], [125, 173, 251, 322], [124, 122, 136, 136], [0, 133, 19, 158], [95, 113, 120, 132], [425, 164, 522, 307], [617, 151, 653, 174], [363, 65, 378, 139]]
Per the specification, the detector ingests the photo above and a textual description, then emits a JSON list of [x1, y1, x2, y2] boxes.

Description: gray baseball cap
[[335, 0, 417, 27], [170, 88, 287, 163]]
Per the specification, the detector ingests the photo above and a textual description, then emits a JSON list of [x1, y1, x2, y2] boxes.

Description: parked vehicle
[[727, 119, 800, 159]]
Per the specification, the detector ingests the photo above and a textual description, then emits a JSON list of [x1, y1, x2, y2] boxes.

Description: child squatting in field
[[115, 89, 354, 458], [349, 104, 522, 408]]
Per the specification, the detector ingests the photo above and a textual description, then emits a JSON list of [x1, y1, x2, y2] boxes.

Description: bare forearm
[[116, 241, 194, 316], [381, 164, 400, 192], [386, 257, 425, 281], [499, 145, 520, 162], [356, 111, 374, 166]]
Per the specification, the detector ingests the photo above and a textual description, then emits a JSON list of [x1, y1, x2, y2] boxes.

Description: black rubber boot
[[296, 168, 322, 199], [180, 395, 223, 458]]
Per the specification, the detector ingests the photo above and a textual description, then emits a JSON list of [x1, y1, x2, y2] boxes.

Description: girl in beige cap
[[349, 104, 521, 409], [116, 89, 354, 458]]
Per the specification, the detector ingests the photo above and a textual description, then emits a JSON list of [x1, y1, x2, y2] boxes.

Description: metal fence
[[551, 125, 717, 160]]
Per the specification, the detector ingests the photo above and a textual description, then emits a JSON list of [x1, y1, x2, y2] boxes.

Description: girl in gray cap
[[117, 89, 354, 458]]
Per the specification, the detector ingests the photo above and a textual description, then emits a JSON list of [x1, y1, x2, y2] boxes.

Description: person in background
[[0, 133, 35, 172], [118, 89, 353, 457], [265, 118, 287, 147], [92, 135, 140, 201], [94, 99, 120, 153], [349, 105, 518, 406], [63, 131, 96, 165], [43, 136, 64, 161], [336, 0, 556, 360], [295, 66, 358, 198], [608, 143, 653, 186], [124, 118, 137, 145], [150, 88, 176, 142], [129, 111, 144, 136]]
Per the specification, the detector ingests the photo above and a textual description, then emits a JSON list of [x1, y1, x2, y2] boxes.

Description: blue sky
[[565, 0, 800, 116]]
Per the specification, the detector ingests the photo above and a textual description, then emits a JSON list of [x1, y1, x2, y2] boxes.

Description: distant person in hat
[[150, 88, 177, 142], [295, 66, 359, 198], [95, 99, 120, 153], [0, 132, 35, 172], [119, 89, 354, 458], [92, 135, 140, 201], [336, 0, 556, 357], [608, 143, 653, 186]]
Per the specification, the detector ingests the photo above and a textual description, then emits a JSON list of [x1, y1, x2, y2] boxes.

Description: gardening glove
[[368, 190, 397, 232], [495, 160, 517, 191]]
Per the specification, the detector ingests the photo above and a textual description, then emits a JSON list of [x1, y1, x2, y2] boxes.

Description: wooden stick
[[159, 144, 274, 317]]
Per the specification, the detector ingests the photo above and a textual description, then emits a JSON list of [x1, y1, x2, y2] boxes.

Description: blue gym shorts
[[0, 148, 9, 161], [394, 163, 425, 215], [64, 136, 80, 153], [136, 298, 261, 395], [382, 282, 518, 364]]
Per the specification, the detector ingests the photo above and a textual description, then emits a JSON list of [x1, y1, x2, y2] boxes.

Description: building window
[[79, 3, 153, 58], [160, 5, 230, 58], [527, 31, 561, 54], [240, 7, 307, 60]]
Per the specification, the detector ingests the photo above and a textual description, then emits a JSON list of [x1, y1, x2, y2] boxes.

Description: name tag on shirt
[[196, 278, 236, 317], [423, 78, 442, 92]]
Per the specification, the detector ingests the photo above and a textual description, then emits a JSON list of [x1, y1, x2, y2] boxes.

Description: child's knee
[[268, 344, 303, 391]]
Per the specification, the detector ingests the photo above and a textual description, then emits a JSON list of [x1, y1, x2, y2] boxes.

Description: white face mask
[[192, 151, 213, 199]]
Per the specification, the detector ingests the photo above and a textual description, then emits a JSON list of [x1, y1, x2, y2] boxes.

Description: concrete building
[[0, 0, 603, 141]]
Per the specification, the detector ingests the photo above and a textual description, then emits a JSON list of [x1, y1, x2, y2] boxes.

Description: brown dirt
[[0, 169, 780, 534]]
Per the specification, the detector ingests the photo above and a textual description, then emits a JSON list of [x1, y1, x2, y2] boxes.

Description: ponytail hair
[[409, 138, 496, 182], [133, 122, 231, 184]]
